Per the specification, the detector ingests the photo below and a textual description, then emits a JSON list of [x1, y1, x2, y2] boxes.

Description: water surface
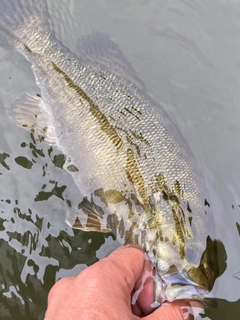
[[0, 0, 240, 319]]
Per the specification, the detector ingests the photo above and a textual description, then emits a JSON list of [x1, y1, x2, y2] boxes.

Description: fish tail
[[0, 0, 50, 50]]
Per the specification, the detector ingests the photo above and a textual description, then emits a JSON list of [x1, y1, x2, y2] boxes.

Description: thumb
[[96, 244, 146, 294], [44, 245, 148, 320], [85, 244, 155, 316]]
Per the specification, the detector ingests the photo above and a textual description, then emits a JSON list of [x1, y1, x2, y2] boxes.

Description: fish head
[[156, 236, 223, 308], [139, 191, 225, 307]]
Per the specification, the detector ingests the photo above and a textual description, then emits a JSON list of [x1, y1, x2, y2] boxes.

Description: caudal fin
[[0, 0, 50, 50]]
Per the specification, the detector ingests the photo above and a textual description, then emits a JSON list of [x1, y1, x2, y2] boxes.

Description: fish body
[[0, 0, 223, 306]]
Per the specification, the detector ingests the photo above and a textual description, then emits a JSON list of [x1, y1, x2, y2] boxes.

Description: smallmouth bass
[[0, 0, 226, 308]]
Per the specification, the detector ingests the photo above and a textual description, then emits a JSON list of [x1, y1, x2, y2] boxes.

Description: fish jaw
[[154, 271, 216, 308], [150, 235, 224, 308]]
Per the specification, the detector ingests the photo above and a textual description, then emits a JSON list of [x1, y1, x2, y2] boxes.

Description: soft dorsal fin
[[77, 32, 145, 90], [8, 93, 57, 145]]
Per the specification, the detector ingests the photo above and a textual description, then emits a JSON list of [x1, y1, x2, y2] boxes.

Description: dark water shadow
[[201, 298, 240, 320], [0, 212, 109, 320]]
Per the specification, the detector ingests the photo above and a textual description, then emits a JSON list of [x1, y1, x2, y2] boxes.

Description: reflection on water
[[0, 152, 10, 170], [0, 195, 109, 319], [203, 299, 240, 320], [0, 131, 112, 319]]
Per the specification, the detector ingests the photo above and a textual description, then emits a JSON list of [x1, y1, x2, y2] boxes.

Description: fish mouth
[[155, 271, 217, 308]]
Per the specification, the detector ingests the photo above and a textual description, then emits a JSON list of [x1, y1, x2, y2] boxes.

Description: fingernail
[[188, 301, 204, 317], [123, 243, 144, 252], [179, 301, 204, 320]]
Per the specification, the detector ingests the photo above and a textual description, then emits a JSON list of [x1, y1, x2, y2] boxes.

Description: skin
[[44, 245, 203, 320]]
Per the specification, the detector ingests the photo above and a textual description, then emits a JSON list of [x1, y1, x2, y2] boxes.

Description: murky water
[[0, 0, 240, 319]]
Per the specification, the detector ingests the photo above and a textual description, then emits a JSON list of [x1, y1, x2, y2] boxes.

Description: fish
[[0, 0, 225, 308]]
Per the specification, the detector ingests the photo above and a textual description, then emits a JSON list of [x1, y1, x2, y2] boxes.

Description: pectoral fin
[[9, 93, 57, 145], [66, 196, 112, 233]]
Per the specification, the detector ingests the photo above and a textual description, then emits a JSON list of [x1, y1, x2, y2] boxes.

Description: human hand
[[44, 245, 203, 320]]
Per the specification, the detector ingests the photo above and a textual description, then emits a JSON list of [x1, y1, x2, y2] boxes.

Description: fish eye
[[186, 245, 200, 265]]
